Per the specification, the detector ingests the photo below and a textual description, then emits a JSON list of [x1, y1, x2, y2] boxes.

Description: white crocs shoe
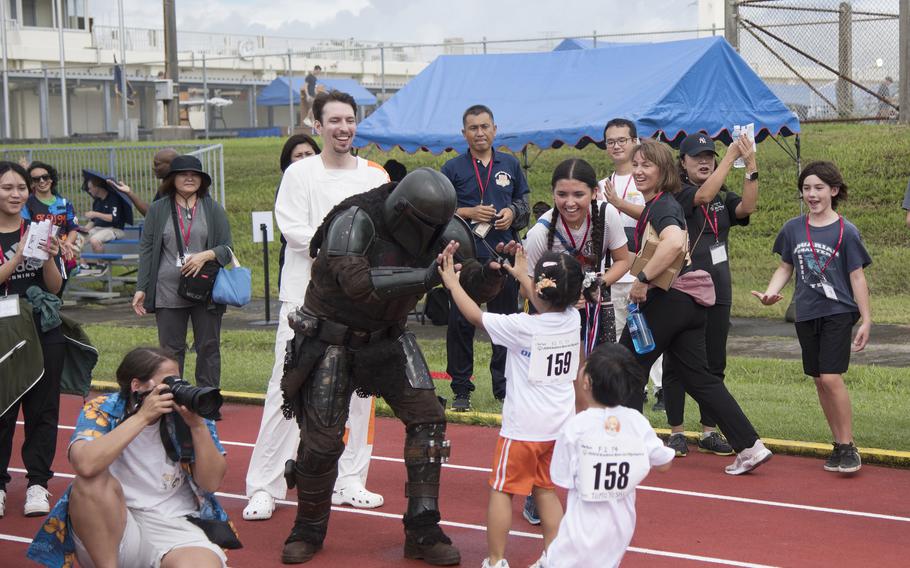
[[24, 485, 51, 517], [242, 490, 275, 521], [725, 439, 772, 475], [0, 489, 6, 518], [331, 484, 384, 509], [481, 558, 510, 568]]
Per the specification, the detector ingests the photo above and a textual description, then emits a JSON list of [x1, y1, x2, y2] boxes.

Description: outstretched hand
[[750, 290, 783, 306], [437, 250, 461, 289], [489, 240, 519, 271], [502, 244, 527, 279]]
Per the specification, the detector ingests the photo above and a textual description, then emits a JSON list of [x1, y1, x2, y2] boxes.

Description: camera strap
[[159, 413, 195, 463]]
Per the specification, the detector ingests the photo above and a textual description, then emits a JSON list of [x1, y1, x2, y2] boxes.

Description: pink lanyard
[[805, 215, 844, 276], [611, 173, 634, 199], [560, 211, 591, 261], [470, 152, 494, 203]]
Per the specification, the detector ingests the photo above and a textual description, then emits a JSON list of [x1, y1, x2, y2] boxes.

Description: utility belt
[[289, 309, 402, 349]]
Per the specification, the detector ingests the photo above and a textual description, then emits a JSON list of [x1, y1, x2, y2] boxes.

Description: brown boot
[[281, 540, 323, 564], [403, 535, 461, 566]]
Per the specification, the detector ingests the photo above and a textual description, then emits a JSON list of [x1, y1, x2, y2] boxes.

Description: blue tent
[[256, 77, 377, 107], [552, 38, 638, 50], [354, 37, 800, 154]]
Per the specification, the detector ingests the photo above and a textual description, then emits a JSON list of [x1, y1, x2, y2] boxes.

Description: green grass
[[19, 123, 910, 322], [84, 324, 910, 452], [212, 122, 910, 323]]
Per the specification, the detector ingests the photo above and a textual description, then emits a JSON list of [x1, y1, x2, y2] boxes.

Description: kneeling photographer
[[28, 347, 239, 568]]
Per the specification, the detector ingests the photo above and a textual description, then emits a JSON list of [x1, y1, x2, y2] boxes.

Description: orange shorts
[[488, 437, 556, 495]]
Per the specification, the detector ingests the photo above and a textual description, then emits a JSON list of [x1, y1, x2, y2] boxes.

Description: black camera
[[162, 376, 223, 420]]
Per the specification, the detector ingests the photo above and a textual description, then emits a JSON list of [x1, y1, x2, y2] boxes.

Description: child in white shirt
[[546, 343, 674, 568], [438, 247, 583, 568]]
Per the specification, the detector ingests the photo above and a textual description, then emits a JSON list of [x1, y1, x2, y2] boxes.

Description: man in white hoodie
[[243, 90, 389, 521]]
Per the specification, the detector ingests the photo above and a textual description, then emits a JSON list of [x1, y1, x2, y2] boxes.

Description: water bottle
[[627, 303, 656, 355]]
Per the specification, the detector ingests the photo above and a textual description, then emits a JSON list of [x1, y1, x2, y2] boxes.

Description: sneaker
[[481, 558, 510, 568], [451, 395, 471, 412], [651, 388, 665, 412], [725, 439, 772, 475], [838, 442, 862, 474], [697, 431, 735, 456], [823, 442, 842, 472], [522, 495, 540, 526], [0, 489, 5, 518], [24, 485, 51, 517], [331, 484, 384, 508], [242, 490, 275, 521], [666, 432, 688, 457]]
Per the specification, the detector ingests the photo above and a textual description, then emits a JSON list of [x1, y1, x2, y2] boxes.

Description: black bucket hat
[[167, 155, 212, 189]]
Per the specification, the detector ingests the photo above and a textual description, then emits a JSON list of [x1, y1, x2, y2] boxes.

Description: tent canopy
[[354, 36, 799, 154], [552, 38, 639, 50], [256, 77, 377, 107]]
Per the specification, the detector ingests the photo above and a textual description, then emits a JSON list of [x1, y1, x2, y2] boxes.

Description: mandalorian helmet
[[383, 167, 457, 257]]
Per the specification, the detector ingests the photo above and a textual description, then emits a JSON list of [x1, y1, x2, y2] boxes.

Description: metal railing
[[1, 143, 226, 215]]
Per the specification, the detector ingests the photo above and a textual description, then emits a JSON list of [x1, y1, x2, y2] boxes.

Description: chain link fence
[[736, 0, 899, 121]]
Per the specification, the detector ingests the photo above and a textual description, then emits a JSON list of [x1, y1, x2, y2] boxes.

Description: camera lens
[[162, 376, 223, 420]]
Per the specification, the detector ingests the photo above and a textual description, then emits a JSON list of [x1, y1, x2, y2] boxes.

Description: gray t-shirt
[[902, 180, 910, 210], [156, 203, 210, 309], [772, 215, 871, 322]]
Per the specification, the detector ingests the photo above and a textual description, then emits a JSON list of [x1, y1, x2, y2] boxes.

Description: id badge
[[527, 331, 580, 385], [822, 283, 837, 300], [473, 222, 492, 239], [709, 242, 728, 265], [176, 253, 191, 268], [0, 294, 21, 319]]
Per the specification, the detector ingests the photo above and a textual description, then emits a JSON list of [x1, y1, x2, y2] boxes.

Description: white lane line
[[0, 534, 34, 544], [31, 424, 910, 523]]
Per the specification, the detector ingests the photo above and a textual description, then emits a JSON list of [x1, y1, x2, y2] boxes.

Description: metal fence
[[735, 0, 900, 121], [0, 143, 226, 214]]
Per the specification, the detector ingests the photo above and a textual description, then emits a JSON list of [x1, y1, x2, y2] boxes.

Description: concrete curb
[[90, 380, 910, 468]]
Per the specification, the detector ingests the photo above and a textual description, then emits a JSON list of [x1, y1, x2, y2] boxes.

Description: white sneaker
[[331, 484, 384, 509], [24, 485, 51, 517], [242, 490, 275, 521], [725, 439, 773, 475], [0, 489, 6, 518], [481, 558, 510, 568]]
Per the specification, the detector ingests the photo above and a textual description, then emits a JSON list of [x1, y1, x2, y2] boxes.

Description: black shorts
[[794, 312, 860, 377]]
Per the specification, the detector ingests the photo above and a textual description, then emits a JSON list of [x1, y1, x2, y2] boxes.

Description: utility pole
[[56, 0, 69, 137], [163, 0, 179, 126], [118, 0, 130, 139]]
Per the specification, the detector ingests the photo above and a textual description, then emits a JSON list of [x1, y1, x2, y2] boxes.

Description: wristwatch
[[745, 170, 759, 181], [636, 272, 649, 284]]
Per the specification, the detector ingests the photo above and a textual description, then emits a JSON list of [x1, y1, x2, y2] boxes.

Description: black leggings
[[620, 289, 758, 453], [662, 303, 731, 428]]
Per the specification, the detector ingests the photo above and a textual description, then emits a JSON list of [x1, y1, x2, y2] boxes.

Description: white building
[[0, 0, 430, 140]]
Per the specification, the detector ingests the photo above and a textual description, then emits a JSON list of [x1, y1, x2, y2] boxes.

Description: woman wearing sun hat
[[132, 155, 234, 394]]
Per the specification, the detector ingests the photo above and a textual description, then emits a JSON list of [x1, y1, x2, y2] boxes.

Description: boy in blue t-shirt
[[80, 170, 129, 254]]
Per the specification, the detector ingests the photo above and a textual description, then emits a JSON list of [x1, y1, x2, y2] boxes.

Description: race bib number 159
[[527, 331, 580, 385]]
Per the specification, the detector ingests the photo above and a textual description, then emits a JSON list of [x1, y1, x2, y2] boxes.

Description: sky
[[89, 0, 701, 44]]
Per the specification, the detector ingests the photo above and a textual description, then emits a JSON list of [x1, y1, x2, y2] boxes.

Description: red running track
[[2, 394, 909, 567]]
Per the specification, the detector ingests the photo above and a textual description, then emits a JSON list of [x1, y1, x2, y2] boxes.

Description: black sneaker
[[823, 443, 842, 472], [697, 431, 734, 456], [666, 433, 688, 457], [838, 442, 862, 474], [451, 395, 471, 412], [652, 389, 665, 412]]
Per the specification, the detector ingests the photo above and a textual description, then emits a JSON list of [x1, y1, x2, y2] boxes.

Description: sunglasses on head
[[30, 174, 52, 183]]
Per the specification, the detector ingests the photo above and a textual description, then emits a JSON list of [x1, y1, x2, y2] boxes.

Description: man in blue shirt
[[440, 104, 530, 410]]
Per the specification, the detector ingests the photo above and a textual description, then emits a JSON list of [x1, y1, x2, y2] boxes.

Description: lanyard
[[634, 192, 664, 252], [560, 211, 591, 259], [805, 215, 844, 276], [611, 173, 634, 199], [701, 205, 719, 241], [176, 201, 197, 249], [470, 151, 494, 202]]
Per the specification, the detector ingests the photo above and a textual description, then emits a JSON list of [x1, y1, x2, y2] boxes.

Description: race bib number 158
[[577, 435, 650, 502]]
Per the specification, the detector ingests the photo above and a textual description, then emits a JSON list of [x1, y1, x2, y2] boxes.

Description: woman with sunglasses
[[22, 162, 79, 270]]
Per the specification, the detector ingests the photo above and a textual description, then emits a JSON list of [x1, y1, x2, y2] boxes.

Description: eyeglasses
[[605, 137, 632, 148], [30, 175, 52, 183]]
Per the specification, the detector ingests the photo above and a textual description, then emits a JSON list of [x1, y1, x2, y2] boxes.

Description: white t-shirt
[[275, 155, 390, 303], [108, 423, 199, 518], [598, 173, 645, 284], [524, 202, 627, 276], [547, 406, 674, 568], [482, 308, 580, 441]]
